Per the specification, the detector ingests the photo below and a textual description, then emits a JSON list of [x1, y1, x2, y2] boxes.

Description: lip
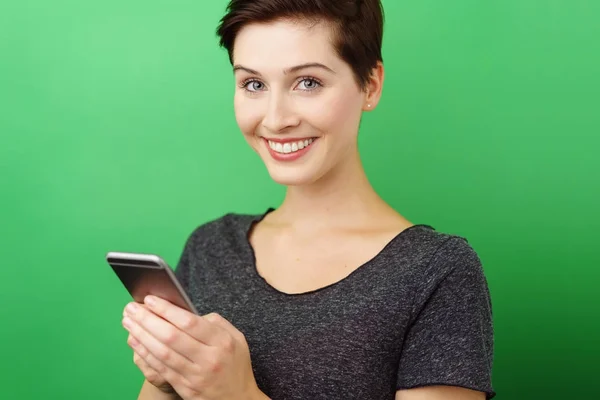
[[263, 137, 317, 162], [262, 137, 316, 143]]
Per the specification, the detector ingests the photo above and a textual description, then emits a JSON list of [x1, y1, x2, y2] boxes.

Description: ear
[[363, 61, 384, 111]]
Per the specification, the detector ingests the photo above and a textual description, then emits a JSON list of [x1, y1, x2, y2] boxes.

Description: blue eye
[[297, 78, 321, 91], [240, 77, 322, 93], [242, 79, 265, 92]]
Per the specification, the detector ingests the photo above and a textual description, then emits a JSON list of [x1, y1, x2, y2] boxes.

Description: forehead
[[232, 19, 341, 70]]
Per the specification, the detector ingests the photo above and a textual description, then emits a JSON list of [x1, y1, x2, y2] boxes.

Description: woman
[[120, 0, 496, 399]]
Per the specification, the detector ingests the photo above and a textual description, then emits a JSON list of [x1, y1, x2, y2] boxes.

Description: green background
[[1, 0, 598, 398]]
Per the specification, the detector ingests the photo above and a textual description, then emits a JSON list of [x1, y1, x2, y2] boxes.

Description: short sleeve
[[396, 237, 496, 399]]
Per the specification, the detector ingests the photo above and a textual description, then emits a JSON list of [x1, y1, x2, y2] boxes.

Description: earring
[[367, 104, 371, 108]]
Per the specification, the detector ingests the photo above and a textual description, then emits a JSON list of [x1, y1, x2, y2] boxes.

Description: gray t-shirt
[[175, 209, 496, 399]]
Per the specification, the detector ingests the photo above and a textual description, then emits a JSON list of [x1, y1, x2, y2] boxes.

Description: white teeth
[[268, 138, 315, 154]]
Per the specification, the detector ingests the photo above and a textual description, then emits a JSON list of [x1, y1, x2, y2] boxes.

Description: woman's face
[[232, 19, 377, 186]]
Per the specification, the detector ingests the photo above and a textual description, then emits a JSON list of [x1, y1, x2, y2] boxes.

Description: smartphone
[[106, 251, 198, 314]]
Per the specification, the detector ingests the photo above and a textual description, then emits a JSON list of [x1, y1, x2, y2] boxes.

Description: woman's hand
[[123, 305, 177, 395], [122, 296, 265, 400], [127, 337, 176, 394]]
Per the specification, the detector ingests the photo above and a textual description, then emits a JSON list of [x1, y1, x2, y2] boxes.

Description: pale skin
[[124, 18, 486, 400]]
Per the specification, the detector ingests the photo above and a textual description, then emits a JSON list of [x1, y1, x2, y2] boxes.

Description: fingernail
[[122, 316, 133, 329], [144, 296, 156, 307], [129, 336, 138, 347], [126, 302, 138, 315]]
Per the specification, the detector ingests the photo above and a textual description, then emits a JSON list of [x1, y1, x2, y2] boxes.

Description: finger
[[124, 302, 147, 317], [133, 348, 160, 381], [123, 314, 197, 377], [129, 336, 167, 382], [125, 301, 208, 360], [134, 342, 195, 393], [142, 296, 226, 347], [136, 348, 180, 388]]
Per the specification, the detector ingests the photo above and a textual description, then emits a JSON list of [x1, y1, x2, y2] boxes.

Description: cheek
[[234, 95, 262, 137], [308, 92, 362, 135]]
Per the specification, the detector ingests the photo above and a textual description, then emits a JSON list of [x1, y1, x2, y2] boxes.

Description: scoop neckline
[[241, 207, 434, 298]]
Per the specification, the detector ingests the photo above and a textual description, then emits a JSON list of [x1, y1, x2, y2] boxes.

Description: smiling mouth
[[267, 138, 316, 154]]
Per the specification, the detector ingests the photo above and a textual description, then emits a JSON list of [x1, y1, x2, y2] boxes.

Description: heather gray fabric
[[175, 209, 495, 399]]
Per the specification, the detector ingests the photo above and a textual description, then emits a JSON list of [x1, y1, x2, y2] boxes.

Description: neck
[[274, 149, 390, 231]]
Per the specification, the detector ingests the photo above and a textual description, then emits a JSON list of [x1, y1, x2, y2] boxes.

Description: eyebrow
[[232, 62, 335, 76]]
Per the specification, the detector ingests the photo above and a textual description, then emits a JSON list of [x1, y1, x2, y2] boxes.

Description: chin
[[265, 165, 322, 187], [252, 137, 334, 187]]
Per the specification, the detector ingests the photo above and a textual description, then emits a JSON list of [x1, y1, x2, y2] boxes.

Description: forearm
[[138, 380, 181, 400]]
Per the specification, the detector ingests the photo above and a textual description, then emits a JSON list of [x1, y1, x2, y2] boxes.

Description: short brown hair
[[216, 0, 385, 91]]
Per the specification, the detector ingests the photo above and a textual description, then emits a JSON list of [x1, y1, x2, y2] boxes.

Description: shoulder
[[189, 212, 254, 237], [181, 211, 263, 257], [400, 225, 484, 276], [392, 225, 482, 274], [392, 225, 490, 305]]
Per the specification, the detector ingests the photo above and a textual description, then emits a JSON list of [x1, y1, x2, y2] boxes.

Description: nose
[[261, 93, 300, 133]]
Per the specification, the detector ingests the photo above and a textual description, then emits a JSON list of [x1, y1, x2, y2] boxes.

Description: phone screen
[[107, 253, 197, 314]]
